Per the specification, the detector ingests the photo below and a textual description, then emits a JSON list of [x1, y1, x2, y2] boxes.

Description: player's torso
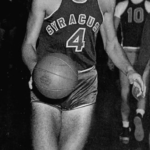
[[37, 0, 103, 71], [121, 0, 148, 48]]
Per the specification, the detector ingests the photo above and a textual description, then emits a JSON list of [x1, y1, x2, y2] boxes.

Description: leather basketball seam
[[34, 67, 76, 81], [37, 85, 75, 91], [48, 55, 78, 76]]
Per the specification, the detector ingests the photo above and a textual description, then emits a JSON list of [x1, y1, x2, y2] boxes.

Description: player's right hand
[[132, 79, 146, 101], [127, 70, 146, 99], [28, 76, 33, 90]]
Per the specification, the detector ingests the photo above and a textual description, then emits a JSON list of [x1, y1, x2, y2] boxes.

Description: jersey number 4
[[66, 28, 86, 52]]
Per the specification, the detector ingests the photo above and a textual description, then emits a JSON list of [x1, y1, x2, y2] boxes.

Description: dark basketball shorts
[[31, 66, 98, 111]]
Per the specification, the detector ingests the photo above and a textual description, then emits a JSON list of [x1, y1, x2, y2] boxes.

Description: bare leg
[[120, 50, 138, 124], [137, 59, 150, 112], [134, 59, 150, 141], [119, 66, 131, 144], [59, 104, 95, 150], [120, 71, 130, 123], [31, 102, 61, 150]]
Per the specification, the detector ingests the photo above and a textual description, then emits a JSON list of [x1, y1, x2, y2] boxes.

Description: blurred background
[[0, 1, 31, 149]]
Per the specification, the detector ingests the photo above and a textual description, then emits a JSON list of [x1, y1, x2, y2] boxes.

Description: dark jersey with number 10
[[36, 0, 103, 71], [121, 0, 148, 47]]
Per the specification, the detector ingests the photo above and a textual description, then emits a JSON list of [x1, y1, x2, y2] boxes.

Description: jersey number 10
[[127, 7, 144, 23]]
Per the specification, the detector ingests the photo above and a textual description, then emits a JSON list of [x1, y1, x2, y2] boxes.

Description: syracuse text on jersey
[[46, 14, 100, 35]]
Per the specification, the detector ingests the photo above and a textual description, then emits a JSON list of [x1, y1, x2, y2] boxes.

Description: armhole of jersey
[[97, 0, 104, 25], [44, 1, 63, 20], [145, 1, 150, 13]]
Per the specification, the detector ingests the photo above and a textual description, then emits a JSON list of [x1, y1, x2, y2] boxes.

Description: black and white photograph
[[0, 0, 150, 149]]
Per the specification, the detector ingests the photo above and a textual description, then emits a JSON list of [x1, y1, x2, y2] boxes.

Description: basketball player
[[114, 0, 150, 143], [131, 13, 150, 147], [22, 0, 146, 149]]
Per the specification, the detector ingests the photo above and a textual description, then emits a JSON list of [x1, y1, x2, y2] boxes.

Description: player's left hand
[[127, 70, 146, 99]]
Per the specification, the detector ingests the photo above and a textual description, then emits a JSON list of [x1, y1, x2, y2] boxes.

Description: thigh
[[142, 60, 150, 98], [59, 104, 95, 150], [31, 102, 61, 150], [124, 48, 139, 66], [143, 60, 150, 85], [120, 48, 139, 90]]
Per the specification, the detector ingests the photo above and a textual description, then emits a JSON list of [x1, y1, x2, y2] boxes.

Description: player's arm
[[22, 0, 46, 73], [142, 59, 150, 89], [106, 1, 127, 70], [99, 0, 131, 74], [104, 5, 120, 70], [102, 1, 124, 48], [145, 0, 150, 13], [113, 1, 128, 30], [114, 5, 121, 31], [114, 0, 128, 30], [99, 0, 145, 96]]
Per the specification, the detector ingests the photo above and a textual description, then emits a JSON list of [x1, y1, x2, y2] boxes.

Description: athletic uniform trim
[[72, 0, 87, 4], [96, 0, 104, 24], [31, 101, 95, 111], [122, 46, 140, 49], [78, 66, 95, 73], [44, 0, 103, 21], [44, 4, 62, 20]]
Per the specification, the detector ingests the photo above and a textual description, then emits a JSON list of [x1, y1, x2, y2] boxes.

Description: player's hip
[[31, 66, 98, 110]]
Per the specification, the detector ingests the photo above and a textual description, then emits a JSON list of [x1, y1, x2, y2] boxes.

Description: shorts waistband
[[78, 66, 95, 73], [123, 47, 140, 53]]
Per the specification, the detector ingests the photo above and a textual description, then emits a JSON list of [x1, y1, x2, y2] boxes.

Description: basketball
[[132, 85, 141, 101], [33, 53, 78, 99]]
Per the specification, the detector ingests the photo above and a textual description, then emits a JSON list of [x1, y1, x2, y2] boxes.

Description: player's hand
[[107, 58, 115, 70], [28, 76, 33, 90], [127, 70, 146, 99], [132, 84, 146, 101]]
